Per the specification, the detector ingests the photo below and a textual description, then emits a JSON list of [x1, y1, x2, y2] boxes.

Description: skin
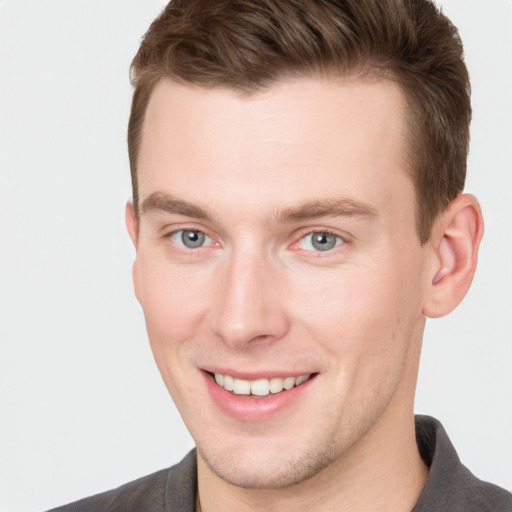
[[126, 77, 483, 511]]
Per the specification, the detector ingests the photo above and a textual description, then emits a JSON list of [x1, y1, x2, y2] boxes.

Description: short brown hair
[[128, 0, 471, 243]]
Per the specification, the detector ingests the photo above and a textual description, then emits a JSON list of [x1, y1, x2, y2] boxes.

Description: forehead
[[138, 76, 414, 225]]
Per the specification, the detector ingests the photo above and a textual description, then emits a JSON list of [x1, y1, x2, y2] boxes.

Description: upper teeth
[[214, 373, 311, 396]]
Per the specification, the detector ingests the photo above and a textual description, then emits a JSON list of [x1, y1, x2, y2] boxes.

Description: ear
[[125, 200, 142, 303], [125, 200, 139, 247], [422, 194, 484, 318]]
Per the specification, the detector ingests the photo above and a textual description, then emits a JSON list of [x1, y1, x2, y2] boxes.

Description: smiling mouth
[[211, 372, 314, 397]]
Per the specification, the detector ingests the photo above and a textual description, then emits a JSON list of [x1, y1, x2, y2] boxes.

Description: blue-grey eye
[[299, 232, 343, 252], [182, 230, 205, 248], [171, 229, 210, 249]]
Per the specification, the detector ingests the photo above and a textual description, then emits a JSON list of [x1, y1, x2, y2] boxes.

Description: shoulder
[[45, 450, 197, 512], [414, 415, 512, 512]]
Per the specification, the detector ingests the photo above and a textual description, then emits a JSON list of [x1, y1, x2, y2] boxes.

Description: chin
[[197, 435, 342, 490]]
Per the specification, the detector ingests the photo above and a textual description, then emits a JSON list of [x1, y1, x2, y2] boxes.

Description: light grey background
[[0, 1, 510, 511]]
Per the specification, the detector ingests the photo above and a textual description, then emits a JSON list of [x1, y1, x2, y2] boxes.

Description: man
[[48, 0, 512, 510]]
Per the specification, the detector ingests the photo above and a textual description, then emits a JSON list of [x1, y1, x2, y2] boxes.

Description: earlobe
[[422, 194, 484, 318]]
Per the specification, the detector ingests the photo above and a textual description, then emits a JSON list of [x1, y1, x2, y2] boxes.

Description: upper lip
[[202, 367, 317, 380]]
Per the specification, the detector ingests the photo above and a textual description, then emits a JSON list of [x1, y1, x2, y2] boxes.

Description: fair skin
[[126, 77, 483, 511]]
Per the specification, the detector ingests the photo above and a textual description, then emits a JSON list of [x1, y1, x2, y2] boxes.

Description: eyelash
[[164, 227, 347, 257]]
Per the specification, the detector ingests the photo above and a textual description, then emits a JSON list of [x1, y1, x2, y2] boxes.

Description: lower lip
[[202, 371, 316, 421]]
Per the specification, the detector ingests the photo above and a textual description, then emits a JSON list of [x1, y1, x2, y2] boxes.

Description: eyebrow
[[140, 192, 211, 220], [140, 192, 379, 223], [276, 198, 379, 222]]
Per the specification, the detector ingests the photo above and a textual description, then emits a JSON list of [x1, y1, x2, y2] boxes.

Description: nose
[[211, 248, 290, 349]]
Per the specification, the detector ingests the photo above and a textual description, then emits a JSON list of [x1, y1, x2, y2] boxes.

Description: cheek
[[294, 257, 426, 424], [292, 252, 426, 363], [137, 256, 210, 353], [136, 258, 213, 411]]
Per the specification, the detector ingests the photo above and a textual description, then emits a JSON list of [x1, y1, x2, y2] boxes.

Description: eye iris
[[181, 230, 205, 248], [311, 232, 337, 251]]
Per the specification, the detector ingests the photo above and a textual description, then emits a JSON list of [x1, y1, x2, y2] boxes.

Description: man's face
[[130, 77, 431, 488]]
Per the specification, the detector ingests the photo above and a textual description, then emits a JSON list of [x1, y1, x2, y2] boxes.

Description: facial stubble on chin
[[196, 411, 385, 491], [197, 436, 343, 490]]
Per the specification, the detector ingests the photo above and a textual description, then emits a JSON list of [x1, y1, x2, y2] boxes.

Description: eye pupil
[[312, 232, 336, 251], [181, 230, 205, 248]]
